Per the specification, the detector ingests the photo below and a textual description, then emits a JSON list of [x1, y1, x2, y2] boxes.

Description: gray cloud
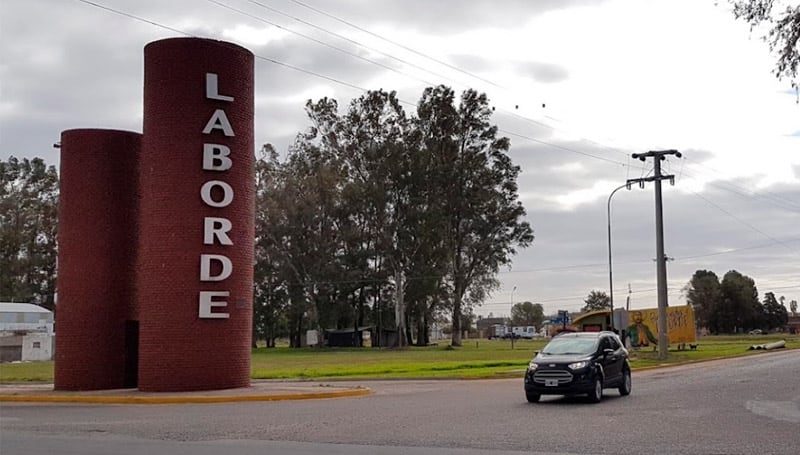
[[2, 0, 798, 318]]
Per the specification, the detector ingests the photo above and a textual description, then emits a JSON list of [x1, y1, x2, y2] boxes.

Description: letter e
[[199, 291, 230, 319]]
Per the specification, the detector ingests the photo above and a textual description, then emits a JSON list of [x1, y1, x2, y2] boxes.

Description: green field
[[1, 334, 797, 383]]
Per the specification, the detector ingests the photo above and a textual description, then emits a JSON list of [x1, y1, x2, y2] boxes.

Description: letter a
[[203, 109, 235, 137]]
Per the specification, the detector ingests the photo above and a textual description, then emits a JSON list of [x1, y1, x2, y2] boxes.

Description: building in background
[[0, 302, 54, 362]]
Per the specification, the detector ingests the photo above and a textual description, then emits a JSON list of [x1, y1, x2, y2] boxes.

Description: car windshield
[[541, 337, 597, 355]]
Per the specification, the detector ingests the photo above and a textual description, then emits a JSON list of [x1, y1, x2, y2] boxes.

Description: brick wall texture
[[137, 38, 254, 392], [55, 37, 255, 392], [55, 129, 141, 390]]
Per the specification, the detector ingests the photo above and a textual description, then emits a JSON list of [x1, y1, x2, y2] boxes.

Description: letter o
[[200, 180, 234, 208]]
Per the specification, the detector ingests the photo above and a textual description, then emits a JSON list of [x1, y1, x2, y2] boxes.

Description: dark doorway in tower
[[124, 320, 139, 388]]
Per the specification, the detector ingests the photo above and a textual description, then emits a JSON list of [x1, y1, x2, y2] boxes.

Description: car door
[[599, 335, 622, 384]]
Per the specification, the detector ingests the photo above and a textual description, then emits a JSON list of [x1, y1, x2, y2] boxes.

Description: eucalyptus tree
[[254, 113, 349, 346], [253, 145, 290, 347], [686, 270, 723, 333], [730, 0, 800, 94], [762, 291, 788, 330], [720, 270, 761, 333], [416, 86, 534, 346], [581, 290, 611, 313], [511, 301, 545, 329], [0, 156, 59, 310]]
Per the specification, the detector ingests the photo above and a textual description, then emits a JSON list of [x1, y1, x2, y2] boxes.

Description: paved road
[[2, 350, 799, 455]]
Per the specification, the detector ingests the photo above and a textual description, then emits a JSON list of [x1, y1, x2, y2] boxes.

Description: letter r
[[204, 217, 233, 245]]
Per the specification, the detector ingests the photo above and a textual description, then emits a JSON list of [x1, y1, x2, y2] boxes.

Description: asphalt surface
[[0, 380, 370, 403], [2, 350, 799, 455]]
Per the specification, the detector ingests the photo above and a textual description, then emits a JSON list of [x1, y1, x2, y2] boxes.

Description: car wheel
[[588, 377, 603, 403], [618, 368, 632, 396], [525, 391, 541, 403]]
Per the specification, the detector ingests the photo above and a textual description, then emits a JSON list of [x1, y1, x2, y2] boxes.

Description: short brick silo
[[54, 129, 141, 390]]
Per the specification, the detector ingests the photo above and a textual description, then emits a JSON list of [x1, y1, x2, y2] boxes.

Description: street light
[[607, 183, 632, 332]]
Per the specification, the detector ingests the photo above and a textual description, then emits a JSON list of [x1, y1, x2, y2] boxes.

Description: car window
[[598, 337, 611, 351], [609, 336, 620, 350], [541, 337, 597, 355]]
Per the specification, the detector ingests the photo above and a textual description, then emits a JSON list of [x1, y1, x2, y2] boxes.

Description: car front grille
[[533, 369, 573, 385]]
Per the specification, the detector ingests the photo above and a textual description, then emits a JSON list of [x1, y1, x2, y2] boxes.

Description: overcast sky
[[2, 0, 798, 317]]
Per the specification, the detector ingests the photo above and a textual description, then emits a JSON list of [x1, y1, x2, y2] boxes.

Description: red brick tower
[[54, 129, 141, 390], [137, 38, 254, 391]]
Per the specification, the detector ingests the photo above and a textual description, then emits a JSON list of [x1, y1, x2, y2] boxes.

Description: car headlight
[[528, 361, 539, 370], [568, 361, 588, 370]]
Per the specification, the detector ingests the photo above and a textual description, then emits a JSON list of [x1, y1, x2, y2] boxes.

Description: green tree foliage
[[416, 86, 534, 346], [253, 86, 533, 347], [685, 270, 722, 332], [720, 270, 762, 333], [580, 290, 610, 313], [730, 1, 800, 94], [0, 156, 58, 309], [252, 145, 290, 347], [762, 292, 789, 330], [510, 301, 545, 329], [686, 269, 793, 333]]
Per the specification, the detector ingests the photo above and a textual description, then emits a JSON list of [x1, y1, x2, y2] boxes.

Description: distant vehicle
[[749, 329, 764, 335], [512, 326, 537, 339], [524, 331, 631, 403]]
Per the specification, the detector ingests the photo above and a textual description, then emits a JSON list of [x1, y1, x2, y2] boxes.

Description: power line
[[684, 156, 800, 211], [241, 0, 472, 88], [75, 0, 369, 92], [72, 0, 799, 305], [206, 0, 438, 86], [689, 190, 799, 254], [678, 166, 800, 214], [287, 0, 507, 90], [500, 128, 628, 166]]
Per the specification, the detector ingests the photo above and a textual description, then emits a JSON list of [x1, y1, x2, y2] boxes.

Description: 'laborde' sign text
[[199, 73, 235, 319]]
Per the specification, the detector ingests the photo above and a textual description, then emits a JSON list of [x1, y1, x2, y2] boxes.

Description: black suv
[[524, 331, 631, 403]]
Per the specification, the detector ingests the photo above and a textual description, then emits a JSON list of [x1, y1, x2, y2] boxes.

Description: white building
[[0, 302, 55, 362]]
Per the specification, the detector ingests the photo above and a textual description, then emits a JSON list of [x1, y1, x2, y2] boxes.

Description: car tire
[[618, 368, 632, 396], [588, 377, 603, 403], [525, 391, 541, 403]]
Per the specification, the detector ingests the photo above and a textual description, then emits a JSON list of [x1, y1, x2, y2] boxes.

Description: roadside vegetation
[[1, 334, 797, 383]]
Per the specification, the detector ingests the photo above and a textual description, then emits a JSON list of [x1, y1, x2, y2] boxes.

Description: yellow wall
[[637, 306, 696, 344]]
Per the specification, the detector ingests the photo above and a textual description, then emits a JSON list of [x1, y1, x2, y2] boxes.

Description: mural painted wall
[[626, 306, 696, 347]]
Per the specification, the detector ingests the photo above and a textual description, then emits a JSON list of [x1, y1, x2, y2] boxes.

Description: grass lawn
[[1, 334, 797, 383]]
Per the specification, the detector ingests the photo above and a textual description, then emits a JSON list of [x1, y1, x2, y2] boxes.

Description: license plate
[[545, 379, 559, 387]]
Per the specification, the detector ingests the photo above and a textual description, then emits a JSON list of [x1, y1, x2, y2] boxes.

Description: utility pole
[[630, 149, 682, 360]]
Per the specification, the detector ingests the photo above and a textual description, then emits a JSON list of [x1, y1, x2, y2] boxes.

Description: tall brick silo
[[54, 129, 141, 391], [137, 38, 254, 391]]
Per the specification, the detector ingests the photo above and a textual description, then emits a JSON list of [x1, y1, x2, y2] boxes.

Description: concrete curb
[[0, 387, 371, 404]]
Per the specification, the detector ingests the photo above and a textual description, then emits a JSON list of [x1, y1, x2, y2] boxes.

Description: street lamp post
[[607, 183, 631, 332]]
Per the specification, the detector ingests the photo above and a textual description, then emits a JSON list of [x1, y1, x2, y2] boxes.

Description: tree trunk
[[394, 270, 407, 347], [415, 316, 427, 346], [405, 311, 414, 346], [451, 291, 463, 346]]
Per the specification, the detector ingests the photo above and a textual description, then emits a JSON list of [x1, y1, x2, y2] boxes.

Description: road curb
[[0, 387, 371, 404]]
